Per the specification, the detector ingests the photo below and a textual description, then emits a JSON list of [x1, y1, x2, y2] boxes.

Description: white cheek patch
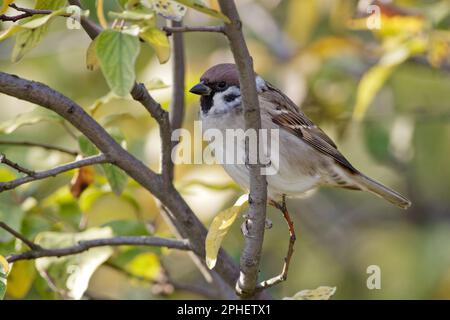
[[255, 76, 267, 92], [209, 86, 242, 115]]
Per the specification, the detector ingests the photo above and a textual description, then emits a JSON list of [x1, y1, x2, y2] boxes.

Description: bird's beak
[[189, 82, 211, 96]]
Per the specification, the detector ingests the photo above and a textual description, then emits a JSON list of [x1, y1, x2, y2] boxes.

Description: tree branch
[[0, 3, 53, 22], [169, 20, 186, 134], [0, 154, 108, 192], [130, 84, 173, 184], [219, 0, 269, 298], [7, 236, 191, 263], [64, 1, 242, 298], [0, 68, 239, 299], [168, 20, 186, 181], [0, 140, 78, 156], [163, 25, 225, 35], [0, 221, 42, 250], [0, 153, 35, 176]]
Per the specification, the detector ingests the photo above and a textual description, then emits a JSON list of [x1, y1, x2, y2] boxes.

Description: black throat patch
[[200, 94, 214, 114]]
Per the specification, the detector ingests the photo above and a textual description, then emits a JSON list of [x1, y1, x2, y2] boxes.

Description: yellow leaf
[[5, 260, 35, 299], [0, 0, 13, 15], [139, 27, 171, 64], [284, 286, 337, 300], [124, 252, 161, 280], [205, 194, 248, 269], [286, 0, 318, 45], [86, 38, 99, 71], [0, 255, 9, 274], [352, 40, 425, 121]]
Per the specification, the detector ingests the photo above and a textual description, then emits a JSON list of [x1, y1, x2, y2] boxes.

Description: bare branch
[[0, 69, 239, 299], [169, 20, 186, 134], [0, 140, 78, 156], [0, 153, 35, 176], [168, 20, 186, 182], [130, 84, 173, 183], [0, 221, 42, 250], [7, 236, 191, 263], [1, 1, 245, 298], [219, 0, 269, 298], [0, 4, 53, 22], [0, 154, 108, 192], [163, 25, 225, 35]]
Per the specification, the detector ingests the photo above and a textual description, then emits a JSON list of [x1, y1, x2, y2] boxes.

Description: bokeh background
[[1, 0, 450, 299]]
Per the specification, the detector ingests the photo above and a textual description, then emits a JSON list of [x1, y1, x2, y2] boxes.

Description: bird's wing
[[261, 82, 358, 173]]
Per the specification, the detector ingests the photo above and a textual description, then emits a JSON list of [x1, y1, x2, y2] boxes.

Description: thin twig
[[163, 25, 225, 35], [0, 140, 78, 156], [9, 3, 53, 15], [0, 153, 35, 176], [0, 3, 68, 22], [0, 222, 42, 250], [130, 84, 173, 184], [0, 154, 108, 192], [7, 236, 191, 263], [0, 4, 52, 22]]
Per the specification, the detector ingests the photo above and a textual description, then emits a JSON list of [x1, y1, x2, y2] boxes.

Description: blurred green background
[[1, 0, 450, 299]]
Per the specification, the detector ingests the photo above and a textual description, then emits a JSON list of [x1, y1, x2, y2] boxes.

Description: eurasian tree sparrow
[[190, 63, 411, 284], [190, 63, 411, 209]]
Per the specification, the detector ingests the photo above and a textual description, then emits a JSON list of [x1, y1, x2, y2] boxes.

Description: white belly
[[202, 110, 324, 200]]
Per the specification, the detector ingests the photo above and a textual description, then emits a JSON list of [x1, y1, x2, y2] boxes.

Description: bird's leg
[[257, 195, 297, 290]]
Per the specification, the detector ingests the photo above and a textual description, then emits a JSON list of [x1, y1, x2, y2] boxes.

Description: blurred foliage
[[0, 0, 449, 300]]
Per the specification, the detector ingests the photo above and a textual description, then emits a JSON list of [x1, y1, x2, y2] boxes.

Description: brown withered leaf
[[70, 166, 95, 198]]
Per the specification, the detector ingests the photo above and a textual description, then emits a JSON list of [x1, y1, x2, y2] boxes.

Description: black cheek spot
[[224, 94, 239, 103]]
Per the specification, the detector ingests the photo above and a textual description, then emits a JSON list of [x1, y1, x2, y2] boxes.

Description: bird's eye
[[217, 81, 227, 89]]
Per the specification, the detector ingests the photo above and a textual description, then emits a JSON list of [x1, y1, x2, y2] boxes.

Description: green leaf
[[174, 0, 230, 23], [78, 131, 128, 196], [89, 78, 168, 115], [78, 136, 98, 157], [0, 203, 25, 243], [284, 286, 337, 300], [205, 194, 248, 269], [364, 122, 391, 163], [139, 27, 171, 64], [0, 108, 62, 135], [11, 0, 67, 62], [35, 227, 114, 300], [96, 29, 140, 97], [102, 163, 128, 195], [102, 128, 128, 195], [103, 220, 150, 236]]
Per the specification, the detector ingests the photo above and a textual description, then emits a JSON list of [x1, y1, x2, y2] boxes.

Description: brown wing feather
[[262, 82, 358, 173]]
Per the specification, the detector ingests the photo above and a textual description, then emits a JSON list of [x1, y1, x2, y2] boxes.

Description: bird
[[190, 63, 411, 284]]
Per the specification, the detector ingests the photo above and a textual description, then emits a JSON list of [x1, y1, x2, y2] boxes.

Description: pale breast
[[200, 97, 330, 200]]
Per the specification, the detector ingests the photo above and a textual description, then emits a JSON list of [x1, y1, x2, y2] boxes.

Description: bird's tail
[[352, 173, 411, 209]]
